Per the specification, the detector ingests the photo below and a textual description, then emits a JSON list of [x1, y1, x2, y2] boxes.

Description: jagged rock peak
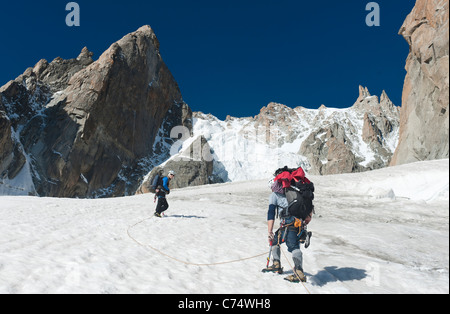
[[358, 85, 371, 98], [258, 102, 293, 117], [0, 25, 190, 198], [116, 25, 160, 52], [357, 85, 374, 103], [77, 47, 94, 64], [136, 24, 156, 34], [380, 90, 389, 102]]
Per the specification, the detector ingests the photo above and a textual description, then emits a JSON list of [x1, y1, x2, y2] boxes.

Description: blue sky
[[0, 0, 415, 120]]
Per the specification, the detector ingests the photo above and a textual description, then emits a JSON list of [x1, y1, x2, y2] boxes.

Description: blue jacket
[[157, 177, 170, 198], [162, 176, 170, 192]]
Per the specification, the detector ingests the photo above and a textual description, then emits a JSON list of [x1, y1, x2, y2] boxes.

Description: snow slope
[[192, 97, 399, 182], [192, 112, 309, 182], [0, 159, 448, 294]]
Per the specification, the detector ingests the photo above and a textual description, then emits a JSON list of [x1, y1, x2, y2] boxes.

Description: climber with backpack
[[152, 170, 176, 218], [262, 166, 315, 283]]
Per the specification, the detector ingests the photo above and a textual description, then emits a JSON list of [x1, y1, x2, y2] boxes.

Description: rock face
[[300, 122, 363, 175], [391, 0, 449, 165], [0, 26, 192, 197], [0, 106, 18, 178], [299, 87, 400, 175]]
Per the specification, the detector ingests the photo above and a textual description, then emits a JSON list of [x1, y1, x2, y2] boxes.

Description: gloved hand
[[268, 231, 274, 242]]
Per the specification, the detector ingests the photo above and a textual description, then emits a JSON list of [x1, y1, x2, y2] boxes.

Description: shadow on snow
[[308, 266, 367, 287]]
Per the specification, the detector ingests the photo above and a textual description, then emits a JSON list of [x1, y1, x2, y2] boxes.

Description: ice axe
[[266, 239, 273, 268]]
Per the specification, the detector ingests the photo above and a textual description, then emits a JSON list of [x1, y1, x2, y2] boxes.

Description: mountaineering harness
[[277, 217, 309, 245]]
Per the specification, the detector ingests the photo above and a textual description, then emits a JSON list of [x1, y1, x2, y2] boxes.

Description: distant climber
[[154, 170, 176, 218]]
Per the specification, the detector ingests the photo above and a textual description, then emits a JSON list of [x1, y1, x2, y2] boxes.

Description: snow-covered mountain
[[166, 86, 400, 184], [0, 26, 192, 198], [1, 159, 448, 294], [1, 27, 398, 197]]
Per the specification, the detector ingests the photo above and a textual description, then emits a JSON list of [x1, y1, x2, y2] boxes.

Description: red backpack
[[274, 167, 314, 220]]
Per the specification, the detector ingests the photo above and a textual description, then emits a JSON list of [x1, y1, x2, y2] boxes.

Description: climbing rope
[[279, 244, 312, 294], [126, 216, 267, 266], [127, 215, 312, 294]]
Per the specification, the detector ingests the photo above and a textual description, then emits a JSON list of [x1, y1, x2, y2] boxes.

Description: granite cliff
[[391, 0, 449, 165]]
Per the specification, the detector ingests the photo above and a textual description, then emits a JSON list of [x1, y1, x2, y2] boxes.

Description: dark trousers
[[156, 197, 169, 214]]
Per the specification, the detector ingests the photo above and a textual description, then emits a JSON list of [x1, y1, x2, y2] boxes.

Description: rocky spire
[[357, 85, 371, 102], [0, 25, 192, 198], [76, 47, 94, 65]]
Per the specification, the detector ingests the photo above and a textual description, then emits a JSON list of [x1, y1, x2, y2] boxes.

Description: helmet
[[168, 170, 176, 176]]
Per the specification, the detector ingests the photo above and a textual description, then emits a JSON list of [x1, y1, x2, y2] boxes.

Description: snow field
[[0, 159, 448, 294]]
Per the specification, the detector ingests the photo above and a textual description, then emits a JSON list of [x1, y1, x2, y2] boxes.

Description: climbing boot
[[284, 268, 307, 283], [262, 260, 283, 274]]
